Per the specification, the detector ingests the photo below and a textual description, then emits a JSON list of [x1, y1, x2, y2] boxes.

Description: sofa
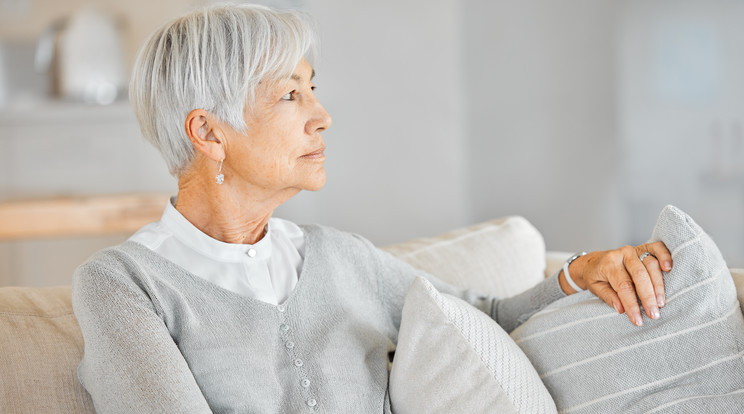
[[1, 216, 743, 413]]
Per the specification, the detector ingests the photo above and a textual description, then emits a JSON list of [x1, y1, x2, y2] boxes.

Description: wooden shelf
[[0, 193, 168, 240]]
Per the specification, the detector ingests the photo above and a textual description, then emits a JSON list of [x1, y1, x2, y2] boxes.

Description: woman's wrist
[[559, 252, 588, 294]]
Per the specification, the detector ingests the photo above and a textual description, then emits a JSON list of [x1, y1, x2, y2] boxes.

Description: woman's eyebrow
[[290, 70, 316, 82]]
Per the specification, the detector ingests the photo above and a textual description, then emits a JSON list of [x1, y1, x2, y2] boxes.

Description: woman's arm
[[72, 259, 212, 414], [369, 233, 672, 333], [366, 236, 565, 333]]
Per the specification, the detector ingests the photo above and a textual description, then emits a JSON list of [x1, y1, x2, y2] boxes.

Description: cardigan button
[[301, 378, 311, 388], [306, 398, 317, 407], [277, 305, 285, 312], [294, 358, 303, 367], [286, 341, 295, 349], [280, 324, 289, 332]]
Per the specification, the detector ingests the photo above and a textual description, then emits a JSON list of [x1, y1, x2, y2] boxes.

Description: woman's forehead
[[291, 57, 315, 82], [263, 62, 315, 93]]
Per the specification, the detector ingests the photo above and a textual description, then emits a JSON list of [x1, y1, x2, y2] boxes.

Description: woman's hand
[[559, 242, 673, 326]]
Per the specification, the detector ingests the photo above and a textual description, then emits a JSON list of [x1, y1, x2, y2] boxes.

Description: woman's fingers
[[589, 281, 624, 315], [608, 266, 645, 326], [646, 241, 673, 272], [639, 250, 666, 308], [623, 247, 660, 324], [637, 241, 672, 308], [647, 241, 672, 307]]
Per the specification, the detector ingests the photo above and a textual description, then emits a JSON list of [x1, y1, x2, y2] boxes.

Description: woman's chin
[[302, 171, 327, 192]]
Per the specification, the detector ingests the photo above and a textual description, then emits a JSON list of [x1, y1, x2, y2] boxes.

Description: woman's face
[[222, 58, 332, 195]]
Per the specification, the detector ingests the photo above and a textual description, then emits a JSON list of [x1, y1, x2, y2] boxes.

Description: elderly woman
[[72, 4, 676, 413]]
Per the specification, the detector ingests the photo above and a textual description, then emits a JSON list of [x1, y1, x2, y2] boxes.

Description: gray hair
[[130, 3, 318, 176]]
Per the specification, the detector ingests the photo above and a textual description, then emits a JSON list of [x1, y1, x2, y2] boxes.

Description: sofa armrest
[[545, 251, 572, 278]]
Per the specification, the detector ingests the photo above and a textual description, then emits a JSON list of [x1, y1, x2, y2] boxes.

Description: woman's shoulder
[[76, 241, 151, 271], [296, 223, 406, 274], [72, 241, 158, 295], [72, 241, 173, 331], [299, 223, 377, 251]]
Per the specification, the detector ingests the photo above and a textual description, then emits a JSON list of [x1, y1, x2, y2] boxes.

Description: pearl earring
[[215, 159, 224, 185]]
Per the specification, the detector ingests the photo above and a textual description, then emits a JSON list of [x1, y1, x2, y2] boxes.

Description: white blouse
[[128, 198, 305, 305]]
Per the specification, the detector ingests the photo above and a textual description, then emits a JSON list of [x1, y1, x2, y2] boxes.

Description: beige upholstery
[[0, 221, 742, 413], [0, 287, 95, 413], [383, 216, 547, 297]]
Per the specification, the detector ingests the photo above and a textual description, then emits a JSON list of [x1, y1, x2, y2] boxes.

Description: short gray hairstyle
[[130, 3, 318, 176]]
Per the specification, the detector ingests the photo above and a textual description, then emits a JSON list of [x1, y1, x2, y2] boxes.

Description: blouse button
[[301, 378, 311, 388], [294, 358, 303, 367], [246, 248, 257, 258], [306, 398, 317, 407], [286, 341, 295, 349], [279, 324, 289, 332]]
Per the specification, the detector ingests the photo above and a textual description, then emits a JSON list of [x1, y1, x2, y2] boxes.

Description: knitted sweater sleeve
[[367, 238, 566, 334], [72, 251, 213, 414]]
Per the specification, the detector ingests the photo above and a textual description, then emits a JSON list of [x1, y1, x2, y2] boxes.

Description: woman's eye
[[282, 91, 295, 101]]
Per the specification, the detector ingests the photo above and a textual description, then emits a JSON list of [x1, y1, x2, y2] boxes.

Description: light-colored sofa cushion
[[389, 277, 556, 414], [0, 286, 95, 414], [383, 216, 546, 298], [510, 205, 744, 413]]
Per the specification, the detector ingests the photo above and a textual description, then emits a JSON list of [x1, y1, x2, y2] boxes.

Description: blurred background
[[1, 0, 742, 286]]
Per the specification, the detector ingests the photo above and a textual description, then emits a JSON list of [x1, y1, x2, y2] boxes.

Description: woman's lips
[[301, 147, 325, 160]]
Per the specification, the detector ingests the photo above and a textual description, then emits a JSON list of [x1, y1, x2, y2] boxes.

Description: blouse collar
[[160, 197, 273, 262]]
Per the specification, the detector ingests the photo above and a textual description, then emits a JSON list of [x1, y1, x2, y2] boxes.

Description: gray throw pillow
[[510, 205, 744, 413]]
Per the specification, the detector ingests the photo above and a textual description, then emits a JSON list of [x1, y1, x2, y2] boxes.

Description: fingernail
[[664, 261, 671, 270], [657, 295, 665, 308], [650, 307, 660, 319], [635, 316, 643, 326], [614, 303, 621, 313]]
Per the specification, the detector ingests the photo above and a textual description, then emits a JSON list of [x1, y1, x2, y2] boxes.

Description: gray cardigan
[[72, 224, 565, 413]]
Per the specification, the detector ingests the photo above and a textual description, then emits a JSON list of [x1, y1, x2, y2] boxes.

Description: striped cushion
[[510, 205, 744, 413]]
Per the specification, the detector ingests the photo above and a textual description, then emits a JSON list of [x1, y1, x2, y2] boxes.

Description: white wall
[[462, 0, 624, 252]]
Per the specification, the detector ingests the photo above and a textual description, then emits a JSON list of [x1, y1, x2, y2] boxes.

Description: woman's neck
[[174, 167, 298, 245]]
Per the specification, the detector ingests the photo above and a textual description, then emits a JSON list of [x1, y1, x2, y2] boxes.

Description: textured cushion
[[389, 277, 556, 414], [0, 286, 95, 414], [510, 205, 744, 413], [383, 216, 546, 298]]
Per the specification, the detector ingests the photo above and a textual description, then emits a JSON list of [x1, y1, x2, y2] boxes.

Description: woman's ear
[[185, 109, 226, 162]]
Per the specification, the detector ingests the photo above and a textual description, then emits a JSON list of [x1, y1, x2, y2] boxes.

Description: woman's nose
[[307, 100, 332, 134]]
